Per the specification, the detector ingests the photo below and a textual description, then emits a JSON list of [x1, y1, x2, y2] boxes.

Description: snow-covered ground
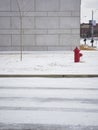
[[80, 37, 98, 48], [0, 42, 98, 129], [0, 77, 98, 130], [0, 50, 98, 75]]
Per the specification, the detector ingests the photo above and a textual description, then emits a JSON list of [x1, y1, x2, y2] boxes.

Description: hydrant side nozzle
[[79, 53, 83, 57]]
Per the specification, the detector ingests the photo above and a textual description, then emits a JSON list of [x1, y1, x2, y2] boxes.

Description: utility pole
[[91, 10, 94, 47]]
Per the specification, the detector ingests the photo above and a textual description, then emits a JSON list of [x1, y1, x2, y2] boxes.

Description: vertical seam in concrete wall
[[10, 0, 12, 47], [71, 11, 73, 17], [34, 0, 36, 48], [58, 34, 60, 46], [34, 0, 36, 11], [11, 34, 12, 47], [34, 34, 36, 46], [58, 14, 60, 46], [10, 16, 12, 47], [46, 11, 48, 35], [59, 0, 60, 11], [10, 0, 12, 11], [34, 16, 36, 29]]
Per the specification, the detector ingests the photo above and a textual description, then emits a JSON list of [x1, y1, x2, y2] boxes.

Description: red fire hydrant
[[73, 47, 83, 62]]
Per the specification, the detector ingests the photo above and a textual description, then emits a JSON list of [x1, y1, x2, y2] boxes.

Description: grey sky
[[81, 0, 98, 23]]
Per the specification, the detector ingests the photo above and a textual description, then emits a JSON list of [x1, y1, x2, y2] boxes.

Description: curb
[[0, 74, 98, 78]]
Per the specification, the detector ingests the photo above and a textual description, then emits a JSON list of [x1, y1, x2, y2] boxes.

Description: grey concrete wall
[[0, 0, 81, 51]]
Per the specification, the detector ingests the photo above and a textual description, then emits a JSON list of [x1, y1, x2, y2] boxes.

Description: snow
[[0, 50, 98, 75], [0, 85, 98, 99], [0, 77, 98, 129], [0, 110, 98, 126], [0, 45, 98, 129], [80, 37, 98, 48]]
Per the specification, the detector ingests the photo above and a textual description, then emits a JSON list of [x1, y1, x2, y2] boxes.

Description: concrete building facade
[[0, 0, 81, 51]]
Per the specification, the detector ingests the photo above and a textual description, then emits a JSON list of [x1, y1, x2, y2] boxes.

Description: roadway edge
[[0, 74, 98, 78]]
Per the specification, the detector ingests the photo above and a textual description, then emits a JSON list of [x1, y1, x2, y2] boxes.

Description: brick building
[[80, 23, 98, 38]]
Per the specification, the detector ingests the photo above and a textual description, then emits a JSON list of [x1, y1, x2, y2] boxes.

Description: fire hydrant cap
[[74, 47, 80, 52]]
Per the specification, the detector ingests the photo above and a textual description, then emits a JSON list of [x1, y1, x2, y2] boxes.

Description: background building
[[0, 0, 81, 51], [80, 23, 98, 38]]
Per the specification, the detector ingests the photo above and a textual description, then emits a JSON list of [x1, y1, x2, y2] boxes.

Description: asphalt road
[[0, 78, 98, 130]]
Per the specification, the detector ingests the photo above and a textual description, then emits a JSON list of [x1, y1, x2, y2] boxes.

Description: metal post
[[16, 0, 23, 61], [91, 10, 94, 47]]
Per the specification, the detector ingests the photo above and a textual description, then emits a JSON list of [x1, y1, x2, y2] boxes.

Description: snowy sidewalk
[[0, 50, 98, 75]]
